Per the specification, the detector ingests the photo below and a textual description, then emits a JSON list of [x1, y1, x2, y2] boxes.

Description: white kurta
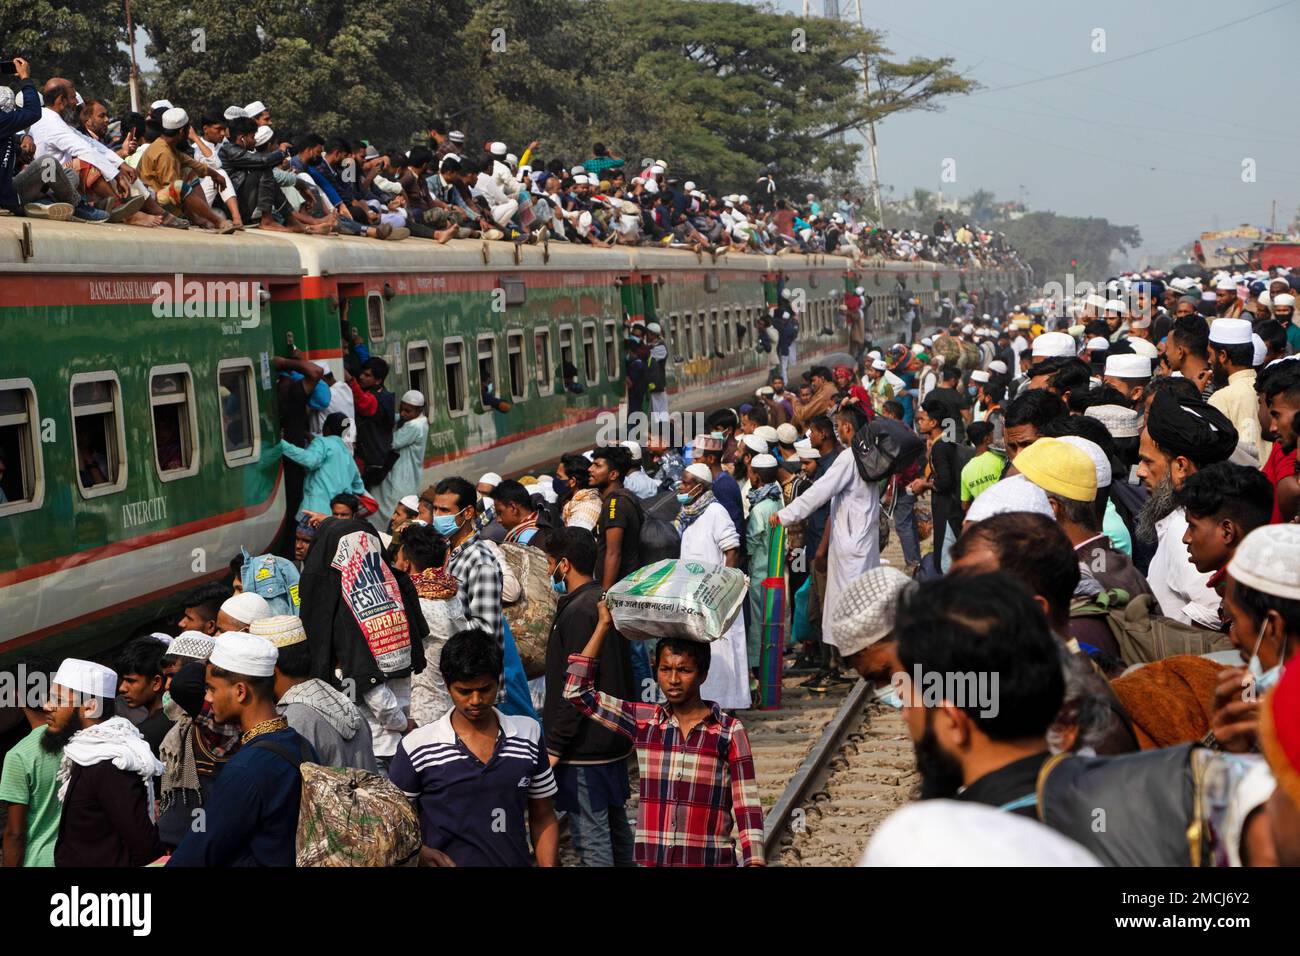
[[680, 501, 751, 710], [776, 448, 881, 649], [1147, 507, 1220, 629]]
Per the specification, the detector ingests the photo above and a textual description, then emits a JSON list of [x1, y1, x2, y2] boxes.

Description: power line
[[968, 0, 1298, 96]]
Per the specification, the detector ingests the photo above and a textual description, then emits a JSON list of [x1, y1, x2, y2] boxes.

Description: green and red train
[[0, 217, 1026, 664]]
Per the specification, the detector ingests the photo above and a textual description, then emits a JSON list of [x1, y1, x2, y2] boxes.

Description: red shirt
[[1263, 442, 1297, 524]]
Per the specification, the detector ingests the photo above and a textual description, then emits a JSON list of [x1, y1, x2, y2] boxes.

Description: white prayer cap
[[751, 453, 778, 469], [505, 152, 517, 166], [1215, 276, 1238, 292], [962, 323, 975, 334], [400, 494, 420, 513], [219, 591, 273, 626], [860, 800, 1101, 867], [168, 631, 216, 662], [150, 98, 173, 111], [224, 105, 247, 121], [965, 475, 1053, 524], [1031, 332, 1076, 358], [868, 350, 882, 360], [1085, 337, 1110, 352], [741, 434, 769, 455], [921, 337, 934, 347], [684, 180, 696, 191], [1103, 354, 1152, 379], [620, 440, 643, 460], [1057, 436, 1112, 489], [856, 286, 866, 294], [1253, 333, 1267, 367], [1228, 524, 1300, 601], [646, 322, 662, 335], [754, 425, 780, 446], [1103, 300, 1128, 316], [684, 463, 714, 485], [776, 423, 800, 445], [1129, 314, 1152, 330], [488, 141, 507, 156], [53, 659, 118, 700], [650, 164, 664, 176], [970, 370, 990, 384], [1276, 293, 1296, 308], [830, 566, 913, 656], [253, 126, 274, 147], [1085, 403, 1142, 439], [988, 359, 1008, 374], [1128, 338, 1158, 359], [210, 632, 278, 678], [1209, 318, 1253, 346], [911, 344, 924, 355], [147, 632, 173, 646], [400, 389, 426, 408], [796, 445, 821, 460], [249, 614, 306, 649], [756, 386, 774, 398], [872, 359, 887, 371], [448, 130, 465, 142], [243, 100, 268, 117], [161, 107, 189, 131], [477, 472, 501, 489]]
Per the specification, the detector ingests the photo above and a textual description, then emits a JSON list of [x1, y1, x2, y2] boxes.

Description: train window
[[407, 344, 433, 422], [477, 335, 499, 410], [603, 321, 618, 383], [444, 339, 467, 416], [668, 314, 679, 357], [0, 380, 43, 514], [534, 329, 554, 396], [366, 292, 385, 342], [70, 372, 126, 496], [149, 366, 198, 480], [506, 331, 527, 402], [699, 312, 711, 359], [559, 326, 576, 386], [582, 323, 599, 386], [711, 309, 720, 357], [217, 360, 259, 467]]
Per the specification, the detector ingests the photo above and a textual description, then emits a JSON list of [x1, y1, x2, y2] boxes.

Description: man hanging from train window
[[349, 355, 397, 487]]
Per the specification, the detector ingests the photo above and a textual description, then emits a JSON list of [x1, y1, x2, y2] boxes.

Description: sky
[[756, 0, 1300, 267]]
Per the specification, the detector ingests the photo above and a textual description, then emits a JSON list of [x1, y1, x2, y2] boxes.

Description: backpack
[[851, 416, 926, 483], [496, 541, 558, 679], [1068, 588, 1235, 666], [250, 738, 421, 867]]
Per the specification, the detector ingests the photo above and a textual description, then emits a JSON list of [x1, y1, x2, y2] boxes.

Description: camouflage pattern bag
[[497, 541, 558, 679], [295, 763, 421, 867]]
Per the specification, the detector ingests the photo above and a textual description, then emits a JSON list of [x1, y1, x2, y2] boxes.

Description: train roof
[[0, 215, 303, 276]]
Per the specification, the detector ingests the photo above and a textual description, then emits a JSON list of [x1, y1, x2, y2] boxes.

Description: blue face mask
[[711, 431, 726, 440], [431, 508, 465, 537], [629, 335, 641, 345], [676, 492, 693, 505], [551, 562, 567, 595], [873, 683, 904, 709], [1248, 619, 1287, 694]]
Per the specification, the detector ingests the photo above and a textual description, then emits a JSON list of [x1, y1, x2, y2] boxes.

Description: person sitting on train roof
[[137, 108, 235, 233]]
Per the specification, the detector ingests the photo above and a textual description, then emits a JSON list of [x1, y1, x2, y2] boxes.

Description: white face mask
[[480, 496, 494, 513]]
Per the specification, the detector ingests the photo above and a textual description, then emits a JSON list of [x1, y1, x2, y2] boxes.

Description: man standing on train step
[[644, 323, 670, 436], [350, 354, 396, 488], [373, 390, 428, 534]]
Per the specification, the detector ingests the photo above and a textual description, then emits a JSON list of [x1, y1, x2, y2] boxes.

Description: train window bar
[[444, 339, 467, 417], [148, 365, 200, 481], [216, 359, 260, 468], [602, 321, 618, 384], [534, 328, 554, 397], [0, 379, 44, 516], [407, 342, 433, 423], [558, 325, 576, 389], [366, 292, 386, 343], [477, 334, 500, 410], [506, 330, 527, 403], [69, 371, 128, 498], [582, 323, 599, 387]]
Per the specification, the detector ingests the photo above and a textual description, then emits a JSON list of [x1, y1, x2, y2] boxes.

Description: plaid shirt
[[564, 653, 764, 866], [448, 533, 504, 649]]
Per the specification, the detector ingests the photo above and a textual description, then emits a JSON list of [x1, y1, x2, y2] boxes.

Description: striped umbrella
[[757, 522, 787, 710]]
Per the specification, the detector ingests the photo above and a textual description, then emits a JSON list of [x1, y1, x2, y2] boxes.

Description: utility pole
[[853, 0, 884, 227], [124, 0, 140, 113]]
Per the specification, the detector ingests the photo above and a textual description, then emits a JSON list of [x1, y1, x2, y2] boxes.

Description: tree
[[0, 0, 131, 100], [998, 211, 1141, 286], [964, 188, 997, 226]]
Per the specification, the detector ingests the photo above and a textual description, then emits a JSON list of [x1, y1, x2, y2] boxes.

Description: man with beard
[[893, 572, 1064, 817], [0, 657, 62, 866], [48, 659, 163, 867], [1136, 389, 1239, 629], [1207, 318, 1262, 464]]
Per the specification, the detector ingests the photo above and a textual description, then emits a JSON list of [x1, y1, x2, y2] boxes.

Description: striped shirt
[[388, 708, 557, 867], [564, 654, 764, 866]]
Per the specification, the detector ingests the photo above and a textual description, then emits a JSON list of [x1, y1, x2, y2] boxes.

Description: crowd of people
[[2, 59, 1025, 267]]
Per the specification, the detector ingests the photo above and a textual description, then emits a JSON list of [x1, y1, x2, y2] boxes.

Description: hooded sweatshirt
[[277, 678, 378, 772], [299, 517, 428, 695]]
